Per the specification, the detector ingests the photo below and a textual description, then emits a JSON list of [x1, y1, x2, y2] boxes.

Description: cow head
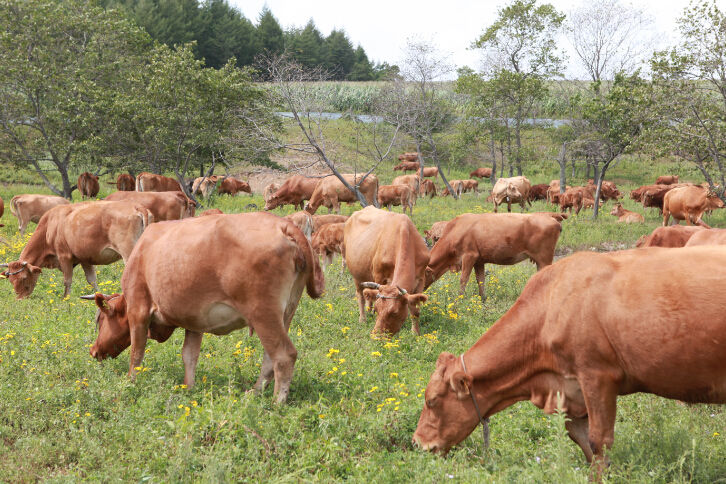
[[83, 293, 130, 361], [503, 183, 522, 202], [264, 194, 282, 211], [360, 282, 427, 334], [706, 191, 725, 209], [609, 204, 625, 216], [413, 352, 485, 454], [1, 261, 42, 299]]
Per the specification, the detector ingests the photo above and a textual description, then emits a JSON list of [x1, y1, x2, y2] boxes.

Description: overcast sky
[[231, 0, 703, 79]]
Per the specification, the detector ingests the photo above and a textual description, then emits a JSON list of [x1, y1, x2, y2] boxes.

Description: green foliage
[[256, 6, 284, 55]]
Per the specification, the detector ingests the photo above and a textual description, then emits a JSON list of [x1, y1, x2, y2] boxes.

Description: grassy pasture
[[0, 161, 725, 482]]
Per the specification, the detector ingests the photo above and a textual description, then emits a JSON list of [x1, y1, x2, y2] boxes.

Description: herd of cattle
[[1, 160, 724, 475]]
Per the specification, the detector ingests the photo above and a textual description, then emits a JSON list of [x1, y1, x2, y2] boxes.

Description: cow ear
[[94, 293, 114, 315], [405, 293, 428, 307], [435, 352, 456, 368], [29, 264, 41, 275], [449, 371, 473, 399], [362, 288, 379, 303]]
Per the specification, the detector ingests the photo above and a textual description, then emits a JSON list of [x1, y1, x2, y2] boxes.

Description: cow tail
[[9, 196, 19, 216], [135, 175, 142, 192], [283, 221, 324, 299], [372, 179, 380, 208]]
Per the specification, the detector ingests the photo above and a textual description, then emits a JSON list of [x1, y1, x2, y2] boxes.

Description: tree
[[0, 0, 150, 198], [473, 0, 565, 175], [324, 30, 356, 80], [568, 0, 655, 86], [256, 6, 284, 54], [197, 0, 259, 69], [286, 20, 325, 68], [349, 46, 375, 81]]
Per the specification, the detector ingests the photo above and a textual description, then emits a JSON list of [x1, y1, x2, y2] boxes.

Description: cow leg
[[19, 217, 28, 236], [459, 254, 477, 297], [127, 314, 150, 381], [255, 318, 297, 404], [252, 350, 275, 395], [662, 209, 670, 226], [565, 415, 594, 463], [507, 201, 512, 213], [81, 263, 99, 293], [493, 202, 498, 213], [581, 378, 618, 478], [181, 330, 203, 388], [474, 261, 487, 304], [59, 259, 75, 298]]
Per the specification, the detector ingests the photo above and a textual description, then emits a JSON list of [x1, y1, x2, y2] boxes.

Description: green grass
[[0, 166, 725, 482]]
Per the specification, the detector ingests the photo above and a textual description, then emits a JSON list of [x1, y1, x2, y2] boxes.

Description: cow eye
[[426, 397, 437, 408]]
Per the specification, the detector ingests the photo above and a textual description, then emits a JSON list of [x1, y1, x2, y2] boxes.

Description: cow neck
[[425, 239, 455, 287], [18, 218, 52, 267], [389, 222, 417, 290], [461, 294, 551, 419]]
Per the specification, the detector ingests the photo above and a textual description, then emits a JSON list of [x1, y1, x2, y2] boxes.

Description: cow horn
[[0, 263, 7, 268], [397, 286, 408, 295], [79, 294, 97, 300], [361, 282, 380, 289]]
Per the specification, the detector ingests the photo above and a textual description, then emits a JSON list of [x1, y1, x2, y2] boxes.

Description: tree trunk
[[571, 156, 576, 178], [585, 160, 591, 180], [489, 129, 497, 185], [425, 138, 458, 200], [557, 142, 567, 195], [592, 160, 612, 220], [514, 112, 523, 176]]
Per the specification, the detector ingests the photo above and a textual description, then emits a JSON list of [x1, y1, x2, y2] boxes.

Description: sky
[[231, 0, 704, 79]]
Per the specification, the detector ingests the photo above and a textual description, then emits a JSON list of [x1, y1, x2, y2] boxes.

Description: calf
[[424, 221, 449, 246], [528, 184, 549, 201], [393, 161, 420, 171], [441, 180, 464, 197], [285, 211, 314, 239], [311, 222, 345, 270], [312, 214, 348, 233], [78, 172, 100, 199], [422, 167, 439, 178], [635, 225, 704, 248], [609, 203, 644, 223], [378, 185, 416, 216], [110, 174, 135, 192], [9, 194, 70, 235]]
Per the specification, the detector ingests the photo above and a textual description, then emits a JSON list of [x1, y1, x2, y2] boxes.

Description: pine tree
[[256, 6, 284, 54], [324, 29, 356, 79], [348, 45, 375, 80], [287, 19, 324, 68]]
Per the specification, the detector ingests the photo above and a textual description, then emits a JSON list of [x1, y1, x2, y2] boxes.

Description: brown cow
[[311, 222, 345, 270], [264, 175, 320, 211], [424, 221, 449, 246], [393, 161, 420, 172], [547, 180, 569, 204], [638, 184, 675, 212], [398, 152, 419, 162], [461, 179, 479, 195], [312, 214, 348, 233], [413, 247, 726, 475], [200, 208, 224, 216], [491, 176, 531, 212], [191, 176, 219, 198], [534, 212, 569, 223], [559, 187, 592, 215], [305, 174, 379, 215], [78, 172, 100, 199], [378, 185, 416, 216], [9, 194, 70, 235], [285, 211, 314, 239], [656, 175, 679, 185], [609, 203, 644, 223], [684, 228, 726, 246], [112, 174, 135, 192], [469, 167, 492, 179], [587, 179, 621, 201], [344, 207, 429, 335], [105, 191, 195, 221], [419, 179, 437, 198], [1, 201, 150, 298], [441, 180, 464, 197], [136, 172, 182, 192], [263, 182, 280, 204], [635, 225, 704, 248], [424, 213, 560, 304], [219, 177, 251, 196], [422, 167, 439, 178], [83, 212, 324, 403], [528, 184, 549, 201], [393, 174, 421, 193], [0, 196, 3, 227], [662, 185, 724, 227]]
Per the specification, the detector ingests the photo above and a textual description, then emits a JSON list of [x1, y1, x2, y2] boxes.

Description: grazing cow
[[136, 172, 182, 192], [111, 174, 135, 192], [311, 222, 345, 270], [393, 161, 420, 172], [528, 184, 549, 202], [9, 194, 70, 235], [219, 177, 251, 196], [425, 213, 561, 303], [469, 167, 492, 179], [635, 225, 704, 248], [312, 214, 348, 233], [264, 175, 320, 211], [559, 187, 593, 215], [263, 183, 280, 204], [305, 174, 379, 215], [609, 203, 644, 223], [84, 213, 324, 403], [685, 228, 726, 246], [398, 152, 419, 162], [419, 179, 437, 198], [491, 176, 531, 212], [105, 191, 195, 221], [587, 180, 621, 201], [393, 174, 421, 194], [424, 221, 449, 246], [460, 179, 479, 195], [656, 175, 679, 185], [378, 185, 416, 216], [285, 211, 314, 239], [441, 180, 464, 197], [1, 201, 150, 298], [191, 176, 219, 198], [636, 184, 675, 212], [422, 167, 439, 178], [662, 185, 724, 227], [413, 247, 726, 476], [77, 172, 100, 199], [344, 206, 429, 335], [200, 208, 224, 216]]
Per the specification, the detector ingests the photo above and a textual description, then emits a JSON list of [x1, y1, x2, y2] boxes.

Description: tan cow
[[263, 183, 280, 204], [392, 174, 421, 194], [83, 213, 324, 403], [419, 179, 437, 198], [344, 207, 429, 335], [378, 185, 416, 216], [1, 201, 150, 298], [461, 179, 479, 195], [413, 247, 726, 475], [656, 175, 679, 185], [200, 208, 224, 216], [115, 174, 136, 192], [610, 203, 644, 223], [9, 194, 70, 235], [265, 175, 320, 211], [491, 176, 531, 212], [635, 225, 704, 248], [311, 222, 345, 270], [135, 172, 182, 192], [78, 172, 100, 199], [393, 161, 420, 172], [305, 174, 379, 215], [441, 180, 464, 197], [422, 167, 439, 178], [312, 214, 348, 233], [191, 176, 219, 198], [684, 228, 726, 246], [662, 185, 724, 227], [425, 213, 561, 303], [219, 177, 251, 195], [105, 191, 196, 221], [469, 167, 492, 179], [424, 221, 449, 246], [398, 152, 420, 162], [547, 180, 569, 204], [285, 211, 314, 239]]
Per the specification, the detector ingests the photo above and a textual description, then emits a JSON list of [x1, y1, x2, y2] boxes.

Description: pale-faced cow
[[9, 194, 70, 235], [610, 203, 644, 223], [491, 176, 531, 212]]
